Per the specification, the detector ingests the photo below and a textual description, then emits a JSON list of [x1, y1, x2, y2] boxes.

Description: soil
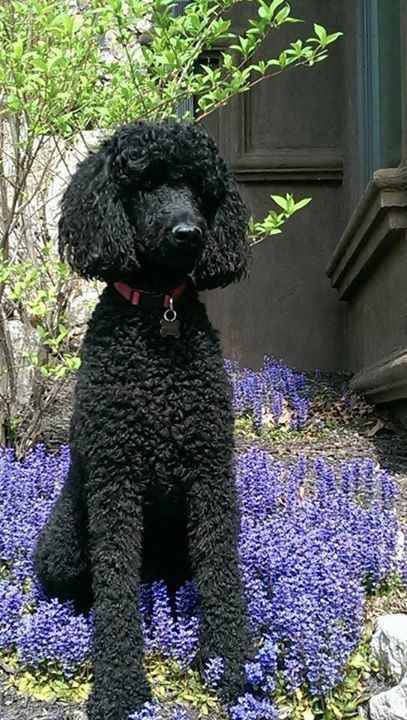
[[0, 662, 86, 720]]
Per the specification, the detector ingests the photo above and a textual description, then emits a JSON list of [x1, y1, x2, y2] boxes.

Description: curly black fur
[[34, 121, 253, 720]]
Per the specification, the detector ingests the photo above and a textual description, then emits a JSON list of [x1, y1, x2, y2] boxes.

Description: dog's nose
[[172, 224, 203, 245]]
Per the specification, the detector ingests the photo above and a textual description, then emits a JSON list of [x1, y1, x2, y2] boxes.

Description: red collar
[[114, 279, 188, 307]]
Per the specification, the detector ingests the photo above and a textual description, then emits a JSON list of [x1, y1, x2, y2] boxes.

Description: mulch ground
[[0, 675, 86, 720], [2, 374, 407, 719]]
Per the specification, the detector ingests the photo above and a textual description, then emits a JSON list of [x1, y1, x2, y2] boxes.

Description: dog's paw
[[33, 529, 92, 612]]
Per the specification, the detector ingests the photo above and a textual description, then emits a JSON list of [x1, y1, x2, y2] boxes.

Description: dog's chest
[[76, 314, 232, 479]]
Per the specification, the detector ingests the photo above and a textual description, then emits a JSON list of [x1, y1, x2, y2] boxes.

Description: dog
[[34, 120, 252, 720]]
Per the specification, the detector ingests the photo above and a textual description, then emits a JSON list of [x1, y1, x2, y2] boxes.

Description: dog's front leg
[[86, 472, 150, 720], [187, 466, 252, 704]]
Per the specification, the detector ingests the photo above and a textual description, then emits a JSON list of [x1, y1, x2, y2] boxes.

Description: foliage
[[1, 652, 92, 703], [2, 653, 221, 713], [271, 636, 373, 720], [0, 0, 342, 450], [0, 245, 79, 377], [0, 433, 402, 718], [0, 243, 82, 451], [248, 194, 312, 246], [0, 0, 342, 132]]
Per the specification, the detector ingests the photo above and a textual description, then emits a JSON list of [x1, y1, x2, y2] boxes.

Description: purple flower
[[17, 598, 92, 676], [225, 356, 310, 432], [203, 656, 224, 688], [128, 703, 190, 720], [128, 702, 163, 720], [229, 692, 277, 719], [236, 447, 399, 695], [0, 581, 24, 649]]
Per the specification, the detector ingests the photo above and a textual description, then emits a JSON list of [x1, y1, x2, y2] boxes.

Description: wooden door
[[201, 0, 353, 371]]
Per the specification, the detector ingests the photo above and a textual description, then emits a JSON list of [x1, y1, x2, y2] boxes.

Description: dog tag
[[160, 316, 180, 338], [160, 299, 180, 338]]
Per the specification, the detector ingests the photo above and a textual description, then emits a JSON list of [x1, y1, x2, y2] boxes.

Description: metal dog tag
[[160, 299, 180, 338]]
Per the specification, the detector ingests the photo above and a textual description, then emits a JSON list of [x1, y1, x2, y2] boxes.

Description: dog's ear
[[58, 139, 139, 280], [192, 170, 251, 291]]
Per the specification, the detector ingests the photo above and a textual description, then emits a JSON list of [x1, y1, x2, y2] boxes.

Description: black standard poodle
[[33, 121, 253, 720]]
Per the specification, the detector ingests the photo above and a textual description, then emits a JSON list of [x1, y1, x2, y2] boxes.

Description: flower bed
[[225, 357, 310, 431], [0, 438, 403, 719]]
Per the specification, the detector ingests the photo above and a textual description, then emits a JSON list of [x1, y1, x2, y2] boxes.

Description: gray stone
[[6, 320, 40, 406], [369, 673, 407, 720], [45, 131, 104, 242], [371, 614, 407, 682]]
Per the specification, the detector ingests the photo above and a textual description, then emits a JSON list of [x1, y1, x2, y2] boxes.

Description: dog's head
[[59, 121, 250, 290]]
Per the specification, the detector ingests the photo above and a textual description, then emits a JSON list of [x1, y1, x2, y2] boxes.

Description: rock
[[68, 280, 100, 329], [38, 374, 76, 447], [5, 320, 40, 406], [369, 673, 407, 720], [45, 131, 104, 243], [371, 614, 407, 681]]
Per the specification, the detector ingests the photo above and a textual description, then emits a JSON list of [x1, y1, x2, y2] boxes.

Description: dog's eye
[[142, 178, 155, 191]]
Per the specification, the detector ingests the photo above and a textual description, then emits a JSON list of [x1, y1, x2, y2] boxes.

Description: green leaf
[[330, 703, 343, 719], [278, 51, 287, 68], [109, 0, 123, 13], [302, 710, 315, 720], [314, 53, 329, 63], [62, 14, 74, 35], [275, 6, 291, 25], [72, 15, 84, 34], [314, 23, 327, 42], [223, 53, 233, 70], [269, 0, 287, 14], [294, 197, 312, 210], [290, 40, 303, 54], [37, 325, 49, 339], [271, 194, 288, 210], [349, 651, 368, 669], [12, 40, 24, 61], [326, 31, 344, 44], [7, 94, 23, 112]]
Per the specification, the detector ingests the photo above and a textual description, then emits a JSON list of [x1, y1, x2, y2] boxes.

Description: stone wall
[[326, 4, 407, 425]]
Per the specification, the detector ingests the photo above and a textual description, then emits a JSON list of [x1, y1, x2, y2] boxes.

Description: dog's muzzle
[[172, 224, 203, 247]]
